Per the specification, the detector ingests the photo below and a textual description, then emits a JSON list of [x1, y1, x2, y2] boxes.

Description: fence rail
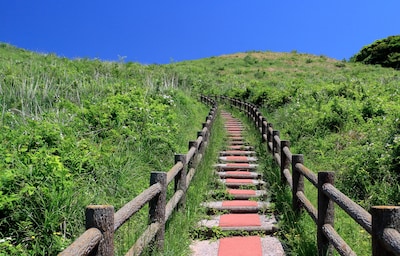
[[59, 95, 217, 256], [220, 95, 400, 256]]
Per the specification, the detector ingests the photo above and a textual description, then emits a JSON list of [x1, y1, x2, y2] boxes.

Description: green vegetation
[[351, 35, 400, 69], [1, 41, 400, 255], [0, 43, 208, 255], [167, 51, 400, 255]]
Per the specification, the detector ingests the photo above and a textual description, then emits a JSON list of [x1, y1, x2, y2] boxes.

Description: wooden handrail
[[58, 228, 102, 256], [114, 183, 162, 231], [60, 95, 217, 256], [223, 96, 400, 256]]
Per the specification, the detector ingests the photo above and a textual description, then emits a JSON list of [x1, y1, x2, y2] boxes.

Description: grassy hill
[[172, 50, 400, 208], [170, 50, 400, 255], [0, 43, 209, 255], [1, 44, 399, 255]]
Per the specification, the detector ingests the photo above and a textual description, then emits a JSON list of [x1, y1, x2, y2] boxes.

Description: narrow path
[[190, 111, 285, 256]]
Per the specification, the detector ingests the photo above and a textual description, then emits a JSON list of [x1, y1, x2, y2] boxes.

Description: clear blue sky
[[1, 1, 399, 64]]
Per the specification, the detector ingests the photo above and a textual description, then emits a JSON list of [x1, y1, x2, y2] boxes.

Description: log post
[[266, 123, 273, 152], [188, 141, 198, 169], [85, 205, 114, 256], [280, 140, 291, 184], [202, 123, 208, 142], [372, 206, 400, 256], [318, 171, 335, 256], [174, 154, 187, 209], [149, 172, 167, 251], [197, 130, 205, 154], [261, 117, 267, 142], [292, 154, 304, 214], [272, 130, 280, 155]]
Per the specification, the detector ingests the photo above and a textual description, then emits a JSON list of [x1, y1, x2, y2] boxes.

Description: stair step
[[190, 236, 285, 256], [219, 156, 258, 162], [215, 163, 258, 171], [227, 145, 254, 150], [198, 213, 278, 233], [201, 201, 270, 213], [219, 178, 266, 188], [217, 171, 261, 179], [228, 137, 245, 141], [219, 150, 256, 156], [227, 189, 267, 199]]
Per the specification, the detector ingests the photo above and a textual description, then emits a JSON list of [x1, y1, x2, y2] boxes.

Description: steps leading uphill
[[190, 111, 285, 256]]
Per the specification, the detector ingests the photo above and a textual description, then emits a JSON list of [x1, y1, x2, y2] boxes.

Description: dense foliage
[[2, 42, 400, 255], [168, 51, 400, 255], [170, 51, 400, 207], [351, 35, 400, 69], [0, 43, 208, 255]]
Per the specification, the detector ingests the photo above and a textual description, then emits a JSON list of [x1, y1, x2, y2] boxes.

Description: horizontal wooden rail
[[220, 95, 400, 256], [322, 183, 372, 234], [60, 95, 217, 256], [59, 228, 102, 256], [166, 162, 184, 184], [114, 183, 162, 231]]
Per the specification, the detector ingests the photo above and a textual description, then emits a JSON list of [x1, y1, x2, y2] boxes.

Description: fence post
[[149, 171, 167, 251], [202, 123, 208, 142], [198, 130, 206, 154], [280, 140, 291, 185], [292, 154, 304, 214], [372, 206, 400, 256], [272, 130, 280, 155], [188, 141, 198, 169], [257, 112, 262, 133], [318, 171, 335, 256], [266, 123, 273, 152], [85, 205, 114, 256], [174, 154, 187, 209], [261, 117, 267, 142]]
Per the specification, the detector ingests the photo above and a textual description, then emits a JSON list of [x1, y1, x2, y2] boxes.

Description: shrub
[[351, 35, 400, 69]]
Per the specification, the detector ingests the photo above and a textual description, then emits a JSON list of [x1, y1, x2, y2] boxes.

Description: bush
[[351, 35, 400, 69]]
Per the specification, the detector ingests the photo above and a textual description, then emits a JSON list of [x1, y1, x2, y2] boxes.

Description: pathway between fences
[[59, 95, 400, 256], [190, 110, 284, 256]]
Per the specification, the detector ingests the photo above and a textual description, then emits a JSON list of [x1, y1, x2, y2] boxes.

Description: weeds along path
[[189, 110, 284, 256]]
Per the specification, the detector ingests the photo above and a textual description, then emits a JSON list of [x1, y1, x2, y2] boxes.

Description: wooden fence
[[59, 95, 217, 256], [220, 96, 400, 256]]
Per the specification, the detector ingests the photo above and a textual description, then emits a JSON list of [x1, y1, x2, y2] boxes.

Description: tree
[[351, 35, 400, 70]]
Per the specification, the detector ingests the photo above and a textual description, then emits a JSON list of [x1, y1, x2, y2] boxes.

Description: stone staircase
[[190, 111, 285, 256]]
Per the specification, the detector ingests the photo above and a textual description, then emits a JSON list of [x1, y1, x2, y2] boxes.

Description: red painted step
[[219, 150, 256, 156], [228, 189, 256, 196], [219, 213, 261, 227], [218, 236, 262, 256], [226, 178, 254, 184], [222, 200, 258, 207]]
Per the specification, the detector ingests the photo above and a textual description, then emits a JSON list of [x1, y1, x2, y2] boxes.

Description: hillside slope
[[1, 44, 399, 255], [171, 50, 400, 208], [0, 43, 209, 255]]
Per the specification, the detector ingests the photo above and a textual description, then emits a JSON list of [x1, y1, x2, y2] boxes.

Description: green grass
[[153, 108, 226, 255], [2, 43, 399, 255], [0, 43, 209, 255]]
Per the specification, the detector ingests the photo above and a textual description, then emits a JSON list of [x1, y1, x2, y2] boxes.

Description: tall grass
[[0, 44, 209, 255], [152, 108, 226, 255]]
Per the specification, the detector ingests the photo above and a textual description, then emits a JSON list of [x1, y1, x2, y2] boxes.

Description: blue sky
[[1, 1, 399, 64]]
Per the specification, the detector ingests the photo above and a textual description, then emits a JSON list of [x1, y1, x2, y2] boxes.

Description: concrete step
[[227, 145, 254, 151], [219, 156, 258, 162], [217, 171, 261, 179], [214, 163, 258, 171], [219, 178, 266, 189], [197, 213, 278, 234], [227, 189, 267, 200], [190, 236, 285, 256], [219, 150, 257, 156], [201, 200, 270, 213]]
